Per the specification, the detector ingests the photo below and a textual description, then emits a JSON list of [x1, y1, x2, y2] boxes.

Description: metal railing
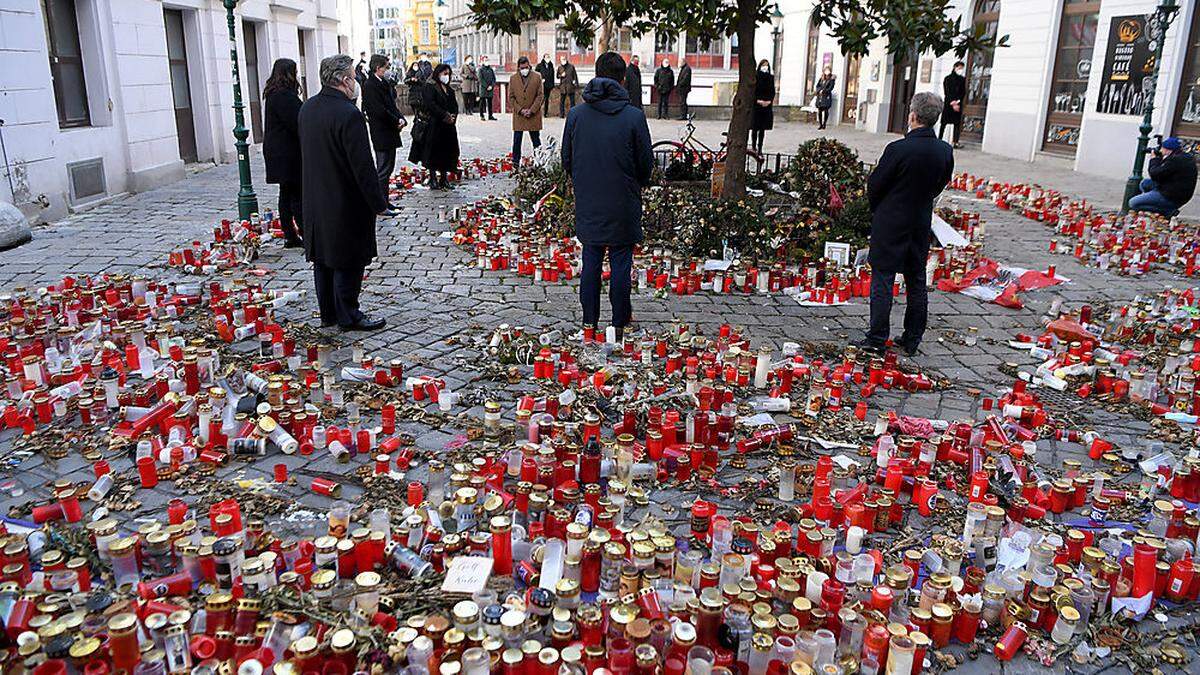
[[653, 149, 875, 180]]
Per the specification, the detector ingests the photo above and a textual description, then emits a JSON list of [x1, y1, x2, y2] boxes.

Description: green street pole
[[1121, 0, 1179, 212], [224, 0, 259, 220]]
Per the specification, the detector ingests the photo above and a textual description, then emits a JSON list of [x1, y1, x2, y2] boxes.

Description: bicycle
[[651, 114, 766, 174]]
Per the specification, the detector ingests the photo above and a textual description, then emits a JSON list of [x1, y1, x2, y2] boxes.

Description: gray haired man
[[857, 91, 954, 357], [298, 54, 390, 332]]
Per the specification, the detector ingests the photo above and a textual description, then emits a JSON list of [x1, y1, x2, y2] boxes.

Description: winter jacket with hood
[[561, 77, 654, 247]]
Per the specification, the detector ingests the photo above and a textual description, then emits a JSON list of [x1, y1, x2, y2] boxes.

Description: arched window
[[1043, 0, 1101, 155], [804, 16, 820, 97], [962, 0, 1000, 142], [1173, 6, 1200, 147]]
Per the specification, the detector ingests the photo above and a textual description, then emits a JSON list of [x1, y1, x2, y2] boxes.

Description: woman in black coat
[[814, 67, 836, 130], [751, 59, 774, 153], [262, 58, 303, 247], [419, 63, 460, 190]]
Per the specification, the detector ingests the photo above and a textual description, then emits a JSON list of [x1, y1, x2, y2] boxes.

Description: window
[[298, 29, 309, 98], [842, 55, 861, 124], [685, 34, 723, 69], [962, 0, 1001, 142], [655, 31, 677, 55], [42, 0, 90, 127], [804, 16, 820, 98], [1174, 5, 1200, 144], [614, 27, 633, 53], [555, 27, 570, 52], [420, 19, 430, 44], [1043, 0, 1100, 154], [522, 22, 536, 50]]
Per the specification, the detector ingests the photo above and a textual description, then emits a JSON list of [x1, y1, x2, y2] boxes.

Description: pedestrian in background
[[562, 51, 653, 343], [478, 56, 497, 120], [625, 55, 643, 109], [654, 59, 674, 119], [419, 63, 461, 191], [751, 59, 774, 153], [859, 92, 954, 357], [361, 54, 405, 215], [940, 61, 966, 147], [460, 55, 478, 115], [557, 56, 579, 116], [1130, 137, 1197, 216], [354, 52, 367, 85], [508, 56, 544, 167], [299, 54, 389, 332], [263, 58, 304, 248], [536, 54, 555, 117], [676, 60, 692, 119], [815, 66, 836, 130]]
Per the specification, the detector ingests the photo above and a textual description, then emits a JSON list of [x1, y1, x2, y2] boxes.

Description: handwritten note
[[441, 556, 493, 594]]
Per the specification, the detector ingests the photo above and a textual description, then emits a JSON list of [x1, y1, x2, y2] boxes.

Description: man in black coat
[[653, 60, 674, 119], [478, 56, 497, 120], [562, 52, 654, 342], [676, 60, 692, 119], [1130, 137, 1198, 215], [859, 92, 954, 356], [361, 54, 406, 214], [940, 61, 966, 147], [624, 55, 643, 109], [354, 52, 368, 85], [299, 54, 390, 332], [535, 54, 555, 116]]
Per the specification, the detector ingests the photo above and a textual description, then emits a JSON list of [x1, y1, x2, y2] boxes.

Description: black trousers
[[480, 96, 494, 118], [512, 130, 541, 166], [678, 95, 689, 119], [313, 261, 366, 327], [580, 244, 633, 328], [559, 92, 576, 117], [817, 108, 830, 128], [751, 129, 765, 153], [657, 95, 670, 119], [939, 119, 961, 144], [278, 180, 302, 238], [543, 88, 553, 116], [374, 149, 396, 205], [867, 269, 928, 349], [463, 92, 476, 114]]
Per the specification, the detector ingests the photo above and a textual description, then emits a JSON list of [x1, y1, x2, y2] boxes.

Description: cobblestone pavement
[[1, 120, 1195, 674]]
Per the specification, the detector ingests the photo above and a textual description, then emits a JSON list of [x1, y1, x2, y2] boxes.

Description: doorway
[[242, 19, 263, 143], [888, 51, 916, 134], [842, 54, 861, 124], [164, 9, 196, 163]]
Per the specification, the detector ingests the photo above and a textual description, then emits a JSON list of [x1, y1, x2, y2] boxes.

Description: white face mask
[[439, 73, 450, 84], [520, 68, 530, 76], [760, 66, 769, 72], [663, 62, 669, 68]]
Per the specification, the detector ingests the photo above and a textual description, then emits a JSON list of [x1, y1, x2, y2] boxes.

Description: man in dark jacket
[[562, 52, 654, 342], [361, 54, 405, 214], [624, 55, 643, 109], [676, 60, 692, 119], [478, 56, 497, 120], [1130, 137, 1197, 216], [535, 54, 555, 116], [860, 92, 954, 356], [653, 60, 674, 119], [354, 52, 368, 85], [299, 54, 389, 332], [557, 57, 579, 116], [940, 61, 966, 146]]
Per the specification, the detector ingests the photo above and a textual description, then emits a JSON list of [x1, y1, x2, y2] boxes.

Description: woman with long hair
[[418, 63, 460, 190], [815, 66, 837, 130], [751, 59, 775, 153], [262, 58, 303, 247]]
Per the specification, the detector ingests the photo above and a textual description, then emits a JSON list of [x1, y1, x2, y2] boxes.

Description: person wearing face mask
[[556, 56, 579, 116], [460, 55, 478, 115], [298, 54, 390, 333], [508, 56, 544, 167], [536, 54, 555, 117], [751, 60, 774, 153], [940, 61, 966, 147], [362, 54, 406, 214], [653, 59, 674, 120], [857, 92, 953, 357], [624, 55, 643, 109], [478, 56, 497, 120], [814, 66, 836, 130], [676, 60, 692, 119], [417, 63, 460, 190]]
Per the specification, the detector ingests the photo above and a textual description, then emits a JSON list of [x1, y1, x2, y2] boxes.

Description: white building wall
[[1, 0, 360, 222]]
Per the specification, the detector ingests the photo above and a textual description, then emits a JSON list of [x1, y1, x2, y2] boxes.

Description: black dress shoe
[[341, 316, 387, 332], [852, 338, 885, 355], [894, 340, 919, 357], [283, 237, 303, 248]]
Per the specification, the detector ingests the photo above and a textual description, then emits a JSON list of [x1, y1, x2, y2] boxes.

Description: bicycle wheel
[[651, 140, 698, 167]]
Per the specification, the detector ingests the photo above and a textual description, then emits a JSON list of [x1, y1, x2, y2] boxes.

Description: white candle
[[846, 526, 865, 554]]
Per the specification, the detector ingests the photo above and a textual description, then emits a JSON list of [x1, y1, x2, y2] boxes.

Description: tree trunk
[[721, 0, 757, 199], [598, 16, 614, 53]]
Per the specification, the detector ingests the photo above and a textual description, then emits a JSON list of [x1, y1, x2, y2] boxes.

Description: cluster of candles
[[167, 216, 270, 274], [388, 158, 513, 197], [950, 173, 1199, 278]]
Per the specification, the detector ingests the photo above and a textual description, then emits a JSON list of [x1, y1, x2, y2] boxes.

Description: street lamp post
[[223, 0, 259, 221], [1121, 0, 1180, 213], [770, 6, 784, 80]]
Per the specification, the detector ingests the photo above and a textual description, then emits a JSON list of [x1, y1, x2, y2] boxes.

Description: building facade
[[371, 0, 408, 64], [1, 0, 369, 222], [403, 0, 438, 58]]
